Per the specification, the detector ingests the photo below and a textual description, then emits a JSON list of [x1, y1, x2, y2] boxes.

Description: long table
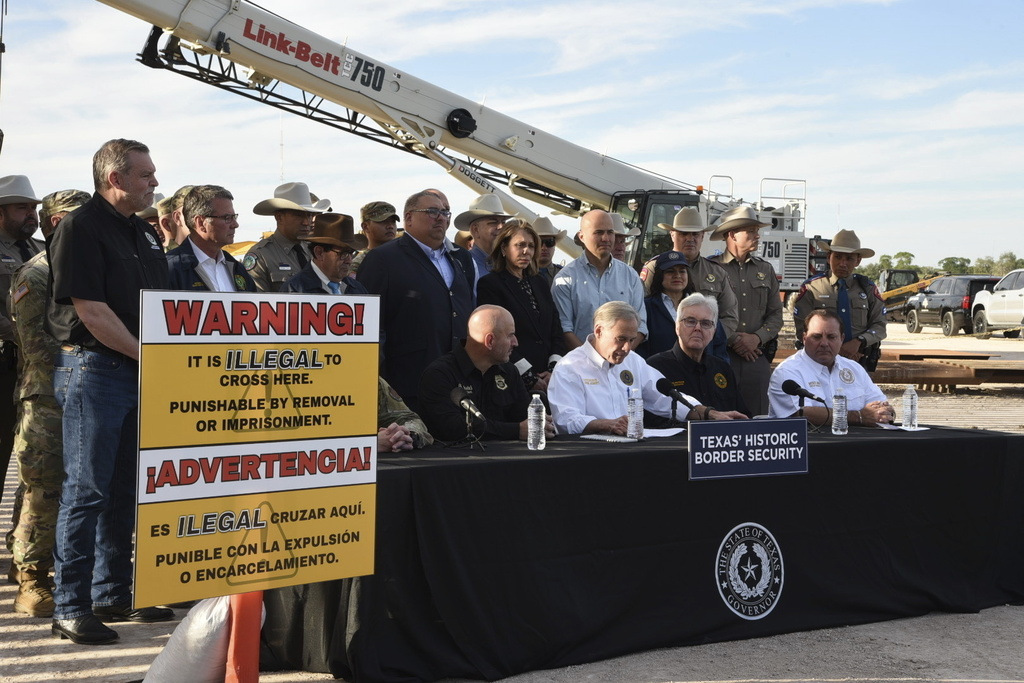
[[259, 426, 1024, 682]]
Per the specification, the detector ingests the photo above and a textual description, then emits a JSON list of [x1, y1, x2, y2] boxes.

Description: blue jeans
[[52, 348, 139, 619]]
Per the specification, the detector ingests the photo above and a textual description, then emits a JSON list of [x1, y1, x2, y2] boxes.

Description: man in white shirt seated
[[166, 184, 256, 292], [547, 301, 745, 435], [768, 309, 895, 427]]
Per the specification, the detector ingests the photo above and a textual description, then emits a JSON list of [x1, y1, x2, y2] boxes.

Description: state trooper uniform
[[245, 181, 330, 292], [792, 229, 887, 370], [708, 206, 783, 416]]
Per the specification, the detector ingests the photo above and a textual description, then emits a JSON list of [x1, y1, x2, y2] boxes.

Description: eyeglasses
[[540, 238, 556, 248], [680, 317, 716, 330], [410, 208, 452, 219], [204, 213, 239, 222]]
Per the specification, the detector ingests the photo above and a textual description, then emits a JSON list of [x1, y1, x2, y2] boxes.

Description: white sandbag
[[143, 597, 232, 683]]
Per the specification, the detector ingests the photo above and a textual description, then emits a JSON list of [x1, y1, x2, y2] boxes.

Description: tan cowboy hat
[[454, 193, 512, 230], [253, 181, 331, 216], [452, 230, 473, 250], [609, 211, 640, 237], [657, 206, 707, 233], [709, 205, 771, 241], [823, 229, 874, 258], [0, 175, 41, 205], [136, 192, 165, 220], [302, 213, 368, 250], [531, 216, 567, 241]]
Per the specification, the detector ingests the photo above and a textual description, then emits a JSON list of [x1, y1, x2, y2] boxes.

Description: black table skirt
[[260, 426, 1024, 682]]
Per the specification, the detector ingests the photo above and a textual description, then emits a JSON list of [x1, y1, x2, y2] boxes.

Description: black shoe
[[52, 615, 119, 644], [93, 603, 174, 623]]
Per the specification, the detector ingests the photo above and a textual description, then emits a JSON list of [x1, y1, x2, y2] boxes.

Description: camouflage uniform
[[7, 251, 63, 572], [243, 232, 310, 292], [350, 249, 368, 276], [377, 377, 433, 449]]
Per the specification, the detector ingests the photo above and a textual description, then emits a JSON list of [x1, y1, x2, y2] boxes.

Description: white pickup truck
[[972, 268, 1024, 338]]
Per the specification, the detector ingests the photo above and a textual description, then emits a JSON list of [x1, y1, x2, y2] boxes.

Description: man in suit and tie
[[165, 185, 256, 293], [283, 213, 368, 295], [357, 190, 475, 411]]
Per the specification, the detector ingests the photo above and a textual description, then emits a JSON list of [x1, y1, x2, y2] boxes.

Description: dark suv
[[904, 275, 1000, 336]]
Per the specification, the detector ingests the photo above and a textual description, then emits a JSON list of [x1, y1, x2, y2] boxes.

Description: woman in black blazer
[[477, 219, 566, 392], [637, 251, 696, 358]]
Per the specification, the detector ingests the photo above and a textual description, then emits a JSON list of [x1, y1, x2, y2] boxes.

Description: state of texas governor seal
[[715, 522, 784, 620]]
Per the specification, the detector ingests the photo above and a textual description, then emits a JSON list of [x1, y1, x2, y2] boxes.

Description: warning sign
[[135, 291, 379, 607]]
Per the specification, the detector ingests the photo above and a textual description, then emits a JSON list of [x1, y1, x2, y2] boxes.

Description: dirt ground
[[2, 326, 1023, 682]]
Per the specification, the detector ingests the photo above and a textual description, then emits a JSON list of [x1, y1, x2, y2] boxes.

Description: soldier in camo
[[7, 189, 90, 617], [376, 376, 433, 450]]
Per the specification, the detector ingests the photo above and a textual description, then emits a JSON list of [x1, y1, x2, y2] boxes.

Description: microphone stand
[[463, 410, 486, 451], [798, 395, 805, 418]]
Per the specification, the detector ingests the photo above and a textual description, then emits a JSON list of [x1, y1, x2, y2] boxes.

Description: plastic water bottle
[[626, 387, 644, 439], [902, 385, 918, 430], [831, 386, 848, 435], [527, 394, 546, 450]]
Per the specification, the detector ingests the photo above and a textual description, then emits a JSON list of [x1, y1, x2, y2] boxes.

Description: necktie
[[14, 240, 33, 263], [293, 243, 308, 269], [837, 278, 853, 341], [327, 281, 342, 295]]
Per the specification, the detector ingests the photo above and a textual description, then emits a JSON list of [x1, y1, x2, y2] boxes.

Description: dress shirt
[[547, 335, 695, 435], [410, 234, 455, 287], [551, 255, 648, 341], [189, 239, 236, 292], [768, 349, 886, 418]]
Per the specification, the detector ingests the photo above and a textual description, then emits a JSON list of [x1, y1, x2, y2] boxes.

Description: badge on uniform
[[619, 369, 634, 386], [705, 273, 716, 283], [859, 292, 867, 299], [714, 373, 728, 389], [145, 232, 160, 250], [839, 368, 855, 384], [495, 375, 508, 390], [243, 253, 257, 271], [756, 272, 765, 280], [234, 275, 247, 291]]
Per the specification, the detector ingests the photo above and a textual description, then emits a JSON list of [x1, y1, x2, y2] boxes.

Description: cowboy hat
[[253, 181, 331, 216], [136, 192, 165, 220], [822, 229, 874, 258], [609, 211, 640, 237], [708, 205, 771, 241], [453, 230, 473, 250], [302, 213, 368, 251], [657, 206, 707, 233], [454, 193, 511, 230], [0, 175, 41, 205]]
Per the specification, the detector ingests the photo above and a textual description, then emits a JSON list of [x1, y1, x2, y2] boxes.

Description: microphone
[[781, 379, 827, 404], [450, 387, 485, 421], [513, 358, 539, 388], [655, 378, 697, 411]]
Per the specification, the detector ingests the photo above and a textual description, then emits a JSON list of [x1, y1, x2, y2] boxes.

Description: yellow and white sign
[[135, 291, 379, 607]]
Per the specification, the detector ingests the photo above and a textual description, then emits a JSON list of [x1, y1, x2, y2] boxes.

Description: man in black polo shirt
[[47, 139, 172, 645], [647, 292, 751, 418], [418, 305, 553, 442]]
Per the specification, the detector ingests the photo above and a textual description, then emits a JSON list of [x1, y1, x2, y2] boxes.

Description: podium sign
[[688, 418, 808, 480]]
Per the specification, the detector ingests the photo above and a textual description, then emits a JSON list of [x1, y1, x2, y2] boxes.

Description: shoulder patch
[[12, 283, 29, 305], [243, 253, 257, 271]]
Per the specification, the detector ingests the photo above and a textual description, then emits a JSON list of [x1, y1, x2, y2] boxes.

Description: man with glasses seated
[[282, 213, 367, 295], [244, 181, 330, 292], [166, 185, 256, 293], [358, 189, 476, 411], [647, 292, 752, 418]]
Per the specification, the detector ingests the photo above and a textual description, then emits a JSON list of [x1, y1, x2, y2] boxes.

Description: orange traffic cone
[[226, 591, 263, 683]]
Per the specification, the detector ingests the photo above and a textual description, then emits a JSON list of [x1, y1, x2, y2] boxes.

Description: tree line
[[858, 252, 1024, 281]]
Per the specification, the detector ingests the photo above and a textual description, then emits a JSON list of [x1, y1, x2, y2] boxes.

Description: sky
[[0, 0, 1021, 268]]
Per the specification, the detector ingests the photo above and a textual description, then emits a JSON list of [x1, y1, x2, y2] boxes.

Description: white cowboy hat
[[253, 182, 331, 216], [708, 205, 771, 241], [136, 192, 165, 220], [823, 229, 875, 258], [0, 175, 41, 205], [657, 206, 707, 233], [609, 211, 640, 237], [454, 193, 512, 230], [531, 216, 567, 241]]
